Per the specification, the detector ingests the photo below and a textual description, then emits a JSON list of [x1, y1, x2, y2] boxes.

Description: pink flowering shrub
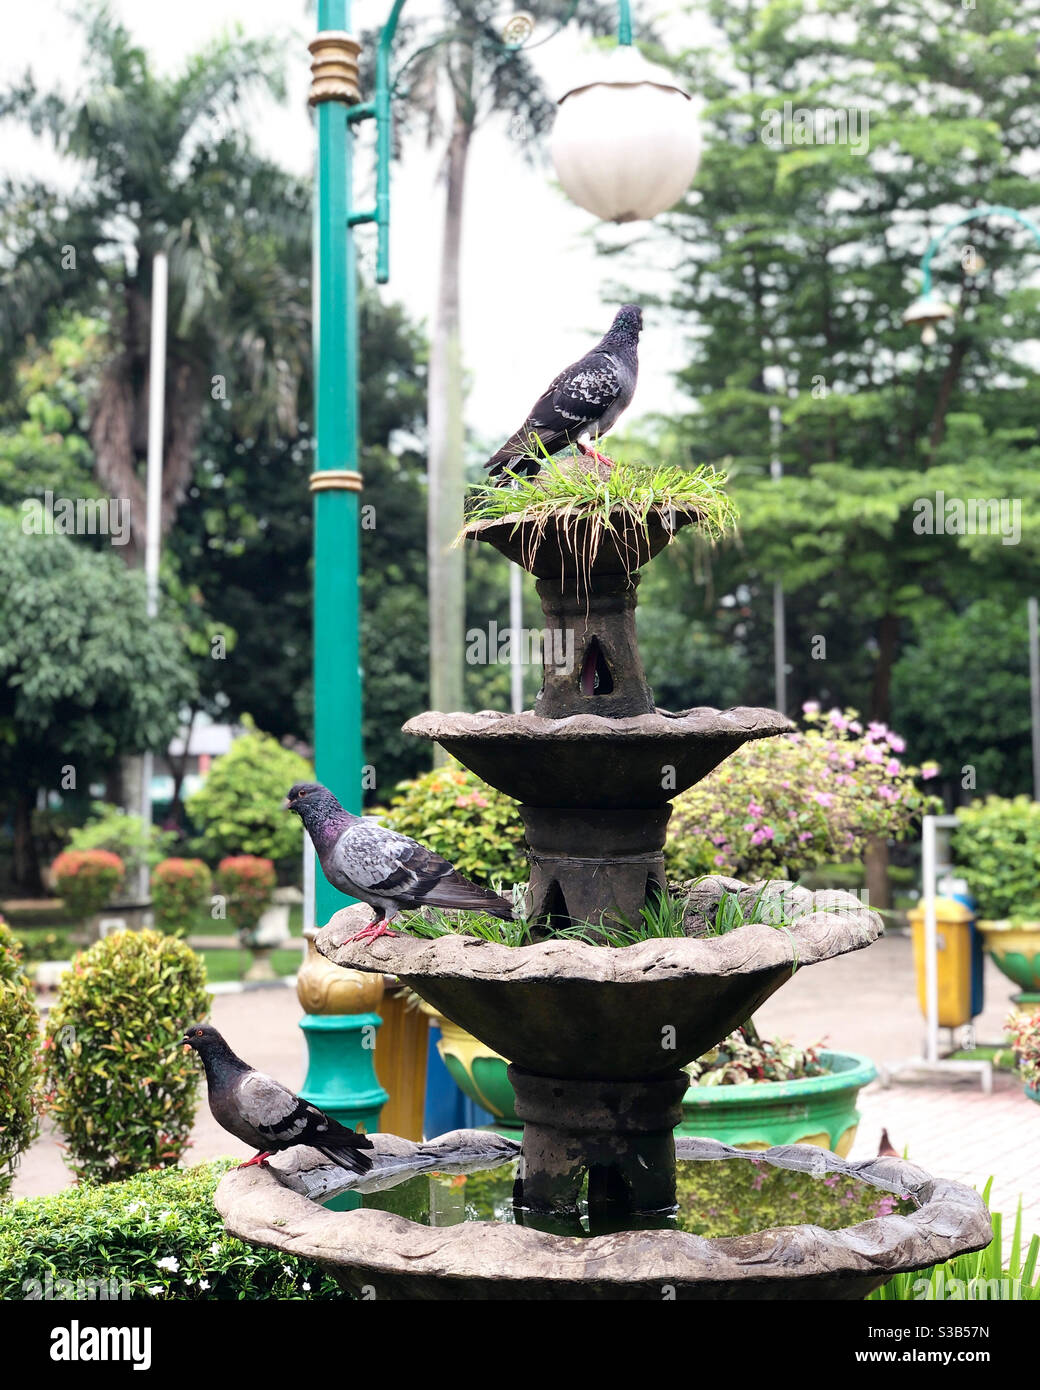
[[666, 705, 940, 882]]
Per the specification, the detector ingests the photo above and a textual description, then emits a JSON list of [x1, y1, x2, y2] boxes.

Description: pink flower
[[885, 759, 901, 777], [921, 763, 939, 780], [862, 744, 884, 764], [802, 700, 820, 714], [887, 734, 906, 753], [828, 710, 849, 732], [750, 826, 775, 846], [713, 854, 728, 867], [798, 831, 813, 842], [813, 792, 833, 807], [878, 785, 897, 801]]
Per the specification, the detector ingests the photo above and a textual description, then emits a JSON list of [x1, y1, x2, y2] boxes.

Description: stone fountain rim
[[214, 1132, 992, 1291], [316, 888, 883, 986], [403, 705, 794, 743]]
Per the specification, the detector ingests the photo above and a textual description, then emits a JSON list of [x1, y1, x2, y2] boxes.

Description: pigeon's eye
[[196, 1029, 203, 1036]]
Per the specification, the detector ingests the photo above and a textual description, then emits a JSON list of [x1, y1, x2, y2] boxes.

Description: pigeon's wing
[[236, 1071, 318, 1143], [237, 1072, 373, 1171], [485, 349, 624, 475], [331, 822, 512, 917], [548, 350, 624, 435]]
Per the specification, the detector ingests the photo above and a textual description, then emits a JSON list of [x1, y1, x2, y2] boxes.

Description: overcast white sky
[[1, 0, 692, 447]]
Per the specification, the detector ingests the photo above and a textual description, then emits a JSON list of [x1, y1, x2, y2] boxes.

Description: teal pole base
[[299, 1012, 389, 1134]]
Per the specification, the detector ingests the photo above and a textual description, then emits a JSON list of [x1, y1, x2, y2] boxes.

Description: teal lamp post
[[902, 203, 1040, 801]]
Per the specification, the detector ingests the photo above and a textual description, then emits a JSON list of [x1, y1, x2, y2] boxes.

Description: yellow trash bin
[[909, 896, 975, 1028]]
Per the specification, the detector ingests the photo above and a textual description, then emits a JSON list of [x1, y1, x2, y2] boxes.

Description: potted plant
[[952, 796, 1040, 997], [215, 855, 277, 980], [151, 858, 213, 937], [679, 1023, 876, 1153], [1005, 1008, 1040, 1104], [50, 849, 125, 939]]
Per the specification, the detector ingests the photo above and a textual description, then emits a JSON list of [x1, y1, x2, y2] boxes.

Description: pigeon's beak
[[282, 796, 293, 811]]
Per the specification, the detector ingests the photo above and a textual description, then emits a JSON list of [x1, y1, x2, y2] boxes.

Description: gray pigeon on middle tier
[[285, 781, 514, 942]]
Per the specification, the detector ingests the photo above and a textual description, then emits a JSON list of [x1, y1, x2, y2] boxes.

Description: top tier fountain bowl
[[217, 479, 990, 1298]]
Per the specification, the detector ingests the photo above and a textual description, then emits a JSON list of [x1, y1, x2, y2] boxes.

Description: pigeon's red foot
[[239, 1151, 274, 1169], [575, 441, 615, 469], [348, 919, 398, 944]]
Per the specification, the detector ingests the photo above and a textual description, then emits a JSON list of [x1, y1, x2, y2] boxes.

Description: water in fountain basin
[[337, 1157, 917, 1240]]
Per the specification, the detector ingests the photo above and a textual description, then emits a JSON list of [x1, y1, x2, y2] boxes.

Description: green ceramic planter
[[678, 1051, 877, 1156], [436, 1017, 521, 1129], [977, 922, 1040, 993], [436, 1023, 874, 1157], [1026, 1083, 1040, 1105]]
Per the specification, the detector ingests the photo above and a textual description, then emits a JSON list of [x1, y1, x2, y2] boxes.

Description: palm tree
[[391, 1, 614, 731], [0, 3, 310, 561]]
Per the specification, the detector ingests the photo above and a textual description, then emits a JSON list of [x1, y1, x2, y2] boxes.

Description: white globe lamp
[[550, 46, 702, 223]]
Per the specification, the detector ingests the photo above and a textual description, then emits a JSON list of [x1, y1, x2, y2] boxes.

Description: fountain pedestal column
[[509, 1067, 688, 1218], [520, 805, 671, 930]]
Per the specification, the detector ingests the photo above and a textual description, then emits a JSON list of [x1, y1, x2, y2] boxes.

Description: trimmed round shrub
[[185, 720, 312, 872], [381, 761, 526, 888], [151, 858, 213, 937], [50, 848, 125, 918], [42, 930, 209, 1183], [68, 803, 174, 884], [0, 1161, 347, 1300], [215, 856, 276, 941], [0, 920, 40, 1199]]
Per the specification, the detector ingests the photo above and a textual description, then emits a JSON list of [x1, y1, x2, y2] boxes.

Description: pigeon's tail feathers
[[314, 1117, 374, 1174], [314, 1138, 374, 1174], [420, 874, 516, 920], [485, 441, 543, 479]]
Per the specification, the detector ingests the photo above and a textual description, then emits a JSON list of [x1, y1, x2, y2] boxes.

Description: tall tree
[[0, 2, 308, 560]]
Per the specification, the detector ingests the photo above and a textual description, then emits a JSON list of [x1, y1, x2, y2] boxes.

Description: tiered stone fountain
[[216, 500, 990, 1298]]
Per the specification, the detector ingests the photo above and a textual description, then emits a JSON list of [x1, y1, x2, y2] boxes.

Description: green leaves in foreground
[[870, 1180, 1040, 1301]]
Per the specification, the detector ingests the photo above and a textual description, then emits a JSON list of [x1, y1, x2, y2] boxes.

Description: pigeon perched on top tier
[[484, 304, 642, 478], [285, 781, 514, 942], [183, 1023, 374, 1172]]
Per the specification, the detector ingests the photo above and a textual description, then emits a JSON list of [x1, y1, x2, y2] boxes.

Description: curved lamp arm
[[920, 203, 1040, 296]]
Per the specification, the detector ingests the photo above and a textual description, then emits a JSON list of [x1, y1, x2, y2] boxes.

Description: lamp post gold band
[[310, 469, 364, 494], [308, 31, 362, 106]]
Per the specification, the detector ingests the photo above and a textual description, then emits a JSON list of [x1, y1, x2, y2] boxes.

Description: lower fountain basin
[[316, 884, 882, 1081], [214, 1131, 991, 1300]]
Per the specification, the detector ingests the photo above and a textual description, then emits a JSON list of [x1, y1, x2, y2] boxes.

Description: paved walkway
[[14, 931, 1040, 1248]]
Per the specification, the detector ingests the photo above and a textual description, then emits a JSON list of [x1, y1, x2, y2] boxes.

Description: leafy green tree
[[0, 2, 308, 557], [637, 0, 1040, 723], [0, 316, 100, 512], [169, 296, 431, 794], [0, 514, 196, 890], [891, 598, 1033, 803]]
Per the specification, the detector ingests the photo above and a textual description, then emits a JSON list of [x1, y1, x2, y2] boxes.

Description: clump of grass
[[398, 906, 534, 949], [395, 882, 796, 950], [456, 450, 737, 574]]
